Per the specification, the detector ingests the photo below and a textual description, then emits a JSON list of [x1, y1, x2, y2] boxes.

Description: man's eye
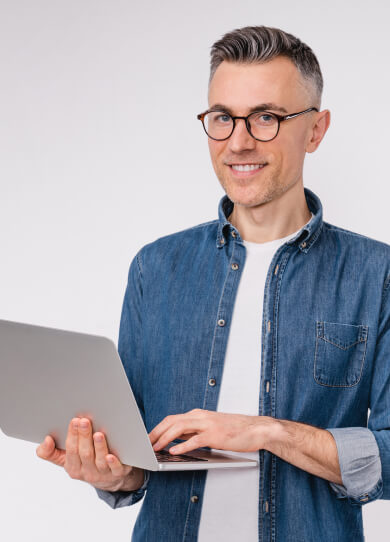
[[252, 113, 276, 125], [214, 113, 231, 123]]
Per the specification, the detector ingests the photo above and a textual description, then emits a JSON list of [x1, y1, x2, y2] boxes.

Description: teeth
[[231, 164, 265, 172]]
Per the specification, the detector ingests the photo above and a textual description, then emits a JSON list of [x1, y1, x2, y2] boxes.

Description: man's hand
[[149, 409, 343, 485], [36, 417, 145, 492], [149, 409, 274, 455]]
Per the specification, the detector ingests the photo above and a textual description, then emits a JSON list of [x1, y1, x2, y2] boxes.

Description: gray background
[[0, 0, 389, 540]]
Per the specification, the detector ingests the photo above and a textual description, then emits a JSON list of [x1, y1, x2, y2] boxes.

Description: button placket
[[205, 240, 245, 419], [258, 248, 290, 542], [186, 239, 247, 538]]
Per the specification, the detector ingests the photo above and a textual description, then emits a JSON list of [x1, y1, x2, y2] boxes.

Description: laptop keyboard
[[155, 449, 208, 462]]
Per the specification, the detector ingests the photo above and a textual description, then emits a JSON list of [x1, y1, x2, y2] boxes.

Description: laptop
[[0, 319, 258, 471]]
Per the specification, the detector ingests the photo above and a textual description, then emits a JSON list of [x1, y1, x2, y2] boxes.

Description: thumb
[[36, 436, 65, 467]]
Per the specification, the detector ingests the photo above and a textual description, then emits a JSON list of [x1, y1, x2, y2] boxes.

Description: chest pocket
[[314, 321, 369, 387]]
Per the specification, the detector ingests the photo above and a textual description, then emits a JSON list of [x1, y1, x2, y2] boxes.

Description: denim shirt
[[96, 187, 390, 542]]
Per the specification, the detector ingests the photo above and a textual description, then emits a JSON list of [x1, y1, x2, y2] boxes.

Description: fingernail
[[107, 456, 114, 463], [94, 434, 103, 442], [170, 447, 176, 454], [80, 420, 88, 429], [73, 420, 79, 429]]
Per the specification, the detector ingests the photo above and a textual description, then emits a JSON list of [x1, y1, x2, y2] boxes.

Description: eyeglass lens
[[203, 111, 278, 141]]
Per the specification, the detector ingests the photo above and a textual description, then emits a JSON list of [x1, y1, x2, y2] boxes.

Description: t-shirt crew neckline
[[242, 212, 314, 250]]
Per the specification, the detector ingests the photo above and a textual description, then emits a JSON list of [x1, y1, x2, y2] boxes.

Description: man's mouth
[[227, 162, 268, 177], [230, 163, 267, 172]]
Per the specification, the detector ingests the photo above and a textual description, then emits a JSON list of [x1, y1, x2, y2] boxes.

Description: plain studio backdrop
[[1, 1, 389, 540]]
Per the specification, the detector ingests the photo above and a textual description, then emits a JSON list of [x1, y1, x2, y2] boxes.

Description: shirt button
[[220, 237, 225, 245], [218, 319, 226, 327], [208, 378, 216, 386], [301, 241, 307, 248], [231, 231, 237, 238], [191, 495, 199, 503], [231, 263, 239, 270]]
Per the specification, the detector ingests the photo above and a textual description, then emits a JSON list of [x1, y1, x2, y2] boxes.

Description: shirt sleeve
[[95, 470, 150, 509], [365, 271, 390, 503], [326, 427, 382, 504], [326, 270, 390, 506], [94, 249, 150, 508]]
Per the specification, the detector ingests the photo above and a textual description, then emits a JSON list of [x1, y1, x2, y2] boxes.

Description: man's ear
[[305, 110, 331, 153]]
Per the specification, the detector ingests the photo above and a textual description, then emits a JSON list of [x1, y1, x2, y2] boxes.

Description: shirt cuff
[[95, 469, 150, 509], [326, 427, 382, 504]]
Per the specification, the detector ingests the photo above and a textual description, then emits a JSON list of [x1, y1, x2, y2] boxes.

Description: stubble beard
[[217, 162, 288, 209]]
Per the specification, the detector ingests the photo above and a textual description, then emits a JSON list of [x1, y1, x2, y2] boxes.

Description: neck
[[227, 183, 312, 244]]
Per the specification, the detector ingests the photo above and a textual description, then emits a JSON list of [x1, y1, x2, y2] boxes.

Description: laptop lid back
[[0, 319, 159, 470]]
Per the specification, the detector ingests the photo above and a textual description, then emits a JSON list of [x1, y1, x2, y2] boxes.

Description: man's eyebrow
[[209, 103, 288, 114]]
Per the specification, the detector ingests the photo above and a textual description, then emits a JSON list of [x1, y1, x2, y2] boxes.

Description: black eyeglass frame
[[197, 107, 319, 142]]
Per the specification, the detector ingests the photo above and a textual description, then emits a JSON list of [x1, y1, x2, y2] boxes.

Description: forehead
[[208, 57, 309, 113]]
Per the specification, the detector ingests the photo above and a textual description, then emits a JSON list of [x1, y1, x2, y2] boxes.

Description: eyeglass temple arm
[[280, 107, 319, 122]]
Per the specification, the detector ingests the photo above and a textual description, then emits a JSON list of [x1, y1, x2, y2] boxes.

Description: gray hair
[[209, 25, 323, 109]]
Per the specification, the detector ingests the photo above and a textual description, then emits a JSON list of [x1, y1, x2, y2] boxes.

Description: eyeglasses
[[197, 107, 319, 142]]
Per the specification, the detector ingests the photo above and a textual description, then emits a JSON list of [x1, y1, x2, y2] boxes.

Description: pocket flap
[[316, 321, 368, 350]]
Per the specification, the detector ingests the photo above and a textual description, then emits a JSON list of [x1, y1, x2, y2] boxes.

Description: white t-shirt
[[197, 214, 313, 541]]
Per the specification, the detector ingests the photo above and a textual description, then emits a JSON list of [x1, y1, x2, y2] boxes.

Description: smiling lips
[[228, 163, 268, 177], [231, 163, 265, 171]]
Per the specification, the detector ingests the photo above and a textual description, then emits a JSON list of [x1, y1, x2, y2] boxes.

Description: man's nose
[[227, 118, 257, 153]]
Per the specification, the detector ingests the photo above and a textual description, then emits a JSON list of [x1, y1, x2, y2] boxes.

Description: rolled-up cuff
[[95, 469, 150, 509], [327, 427, 382, 505]]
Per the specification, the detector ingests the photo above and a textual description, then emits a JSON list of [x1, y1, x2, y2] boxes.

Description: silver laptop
[[0, 319, 258, 471]]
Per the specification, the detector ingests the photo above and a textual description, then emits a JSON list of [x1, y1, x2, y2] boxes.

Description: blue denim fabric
[[96, 187, 390, 541]]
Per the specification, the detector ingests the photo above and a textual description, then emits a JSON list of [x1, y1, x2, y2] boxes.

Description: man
[[36, 25, 390, 541]]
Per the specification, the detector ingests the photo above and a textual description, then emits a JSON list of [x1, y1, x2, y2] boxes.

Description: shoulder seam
[[135, 250, 143, 279], [379, 274, 390, 322], [144, 220, 219, 245], [182, 219, 218, 231], [384, 274, 390, 292], [323, 222, 390, 247], [324, 223, 369, 239]]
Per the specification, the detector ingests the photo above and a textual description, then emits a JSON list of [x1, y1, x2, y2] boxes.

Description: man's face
[[207, 56, 322, 208]]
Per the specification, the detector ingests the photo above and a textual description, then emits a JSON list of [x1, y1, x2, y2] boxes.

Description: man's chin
[[223, 183, 270, 207]]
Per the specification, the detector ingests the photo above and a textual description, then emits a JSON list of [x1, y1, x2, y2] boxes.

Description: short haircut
[[209, 25, 323, 109]]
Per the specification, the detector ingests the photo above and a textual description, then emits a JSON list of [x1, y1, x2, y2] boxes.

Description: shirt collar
[[216, 186, 323, 254]]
